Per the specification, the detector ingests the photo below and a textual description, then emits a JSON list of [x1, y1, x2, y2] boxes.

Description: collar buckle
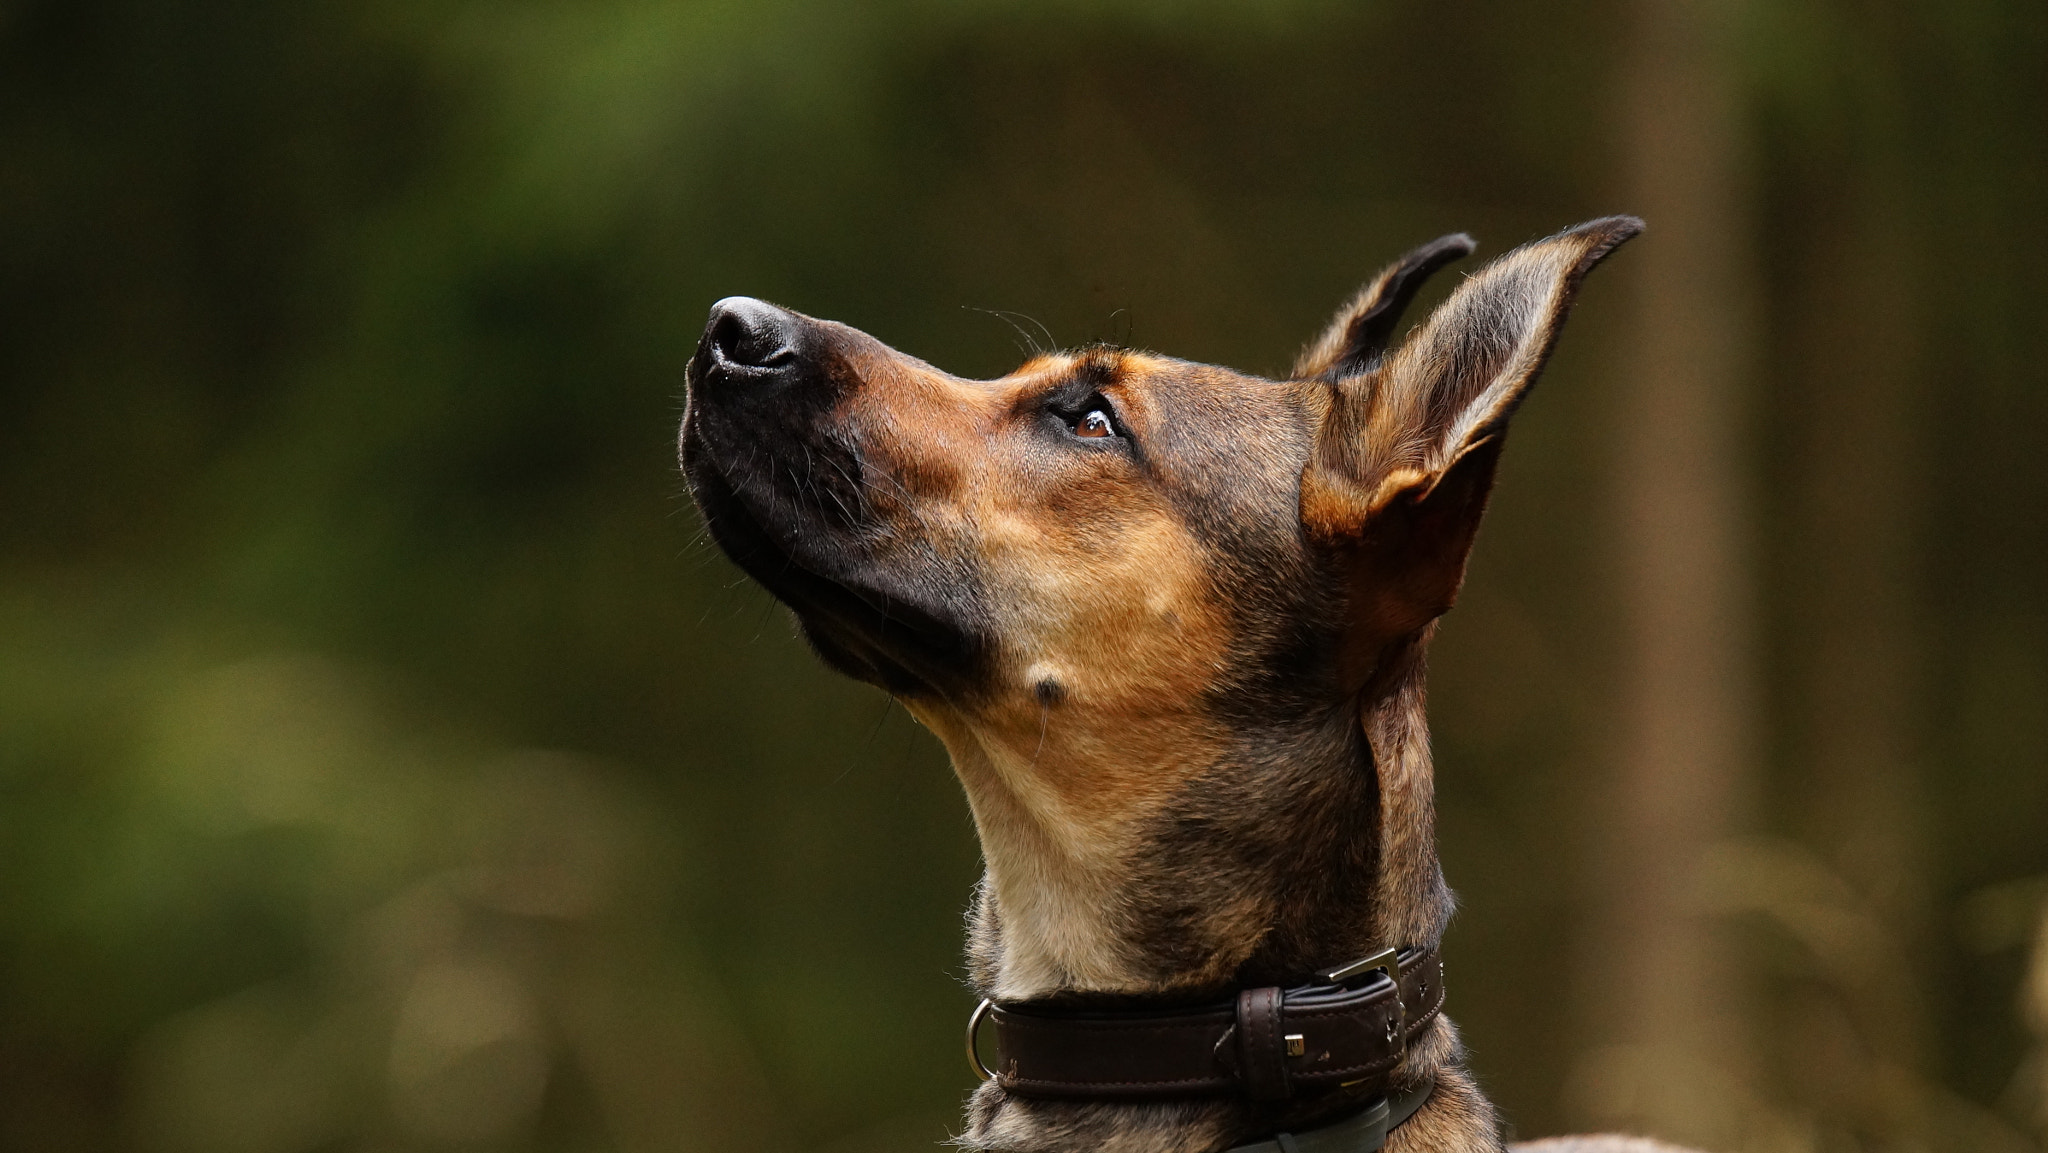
[[1318, 945, 1401, 989]]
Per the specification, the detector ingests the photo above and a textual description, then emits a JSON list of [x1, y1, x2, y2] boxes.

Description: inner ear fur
[[1302, 216, 1644, 682]]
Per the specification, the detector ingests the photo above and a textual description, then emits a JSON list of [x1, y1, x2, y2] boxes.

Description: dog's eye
[[1047, 390, 1126, 443]]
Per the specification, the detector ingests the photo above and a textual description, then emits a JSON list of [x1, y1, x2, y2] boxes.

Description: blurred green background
[[3, 1, 2046, 1151]]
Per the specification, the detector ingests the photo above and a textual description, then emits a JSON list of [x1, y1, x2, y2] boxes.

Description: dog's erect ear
[[1293, 233, 1477, 382], [1302, 216, 1644, 680]]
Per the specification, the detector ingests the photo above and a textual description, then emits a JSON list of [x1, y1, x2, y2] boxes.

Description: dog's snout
[[705, 296, 798, 370]]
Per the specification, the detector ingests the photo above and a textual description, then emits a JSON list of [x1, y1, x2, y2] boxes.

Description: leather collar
[[971, 944, 1443, 1103]]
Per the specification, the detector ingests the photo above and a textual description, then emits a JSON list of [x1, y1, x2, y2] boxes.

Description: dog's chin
[[684, 443, 984, 700]]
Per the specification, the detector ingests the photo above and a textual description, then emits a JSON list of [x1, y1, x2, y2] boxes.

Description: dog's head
[[682, 217, 1639, 993]]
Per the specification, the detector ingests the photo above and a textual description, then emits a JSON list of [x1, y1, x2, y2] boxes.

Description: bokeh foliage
[[2, 1, 2045, 1150]]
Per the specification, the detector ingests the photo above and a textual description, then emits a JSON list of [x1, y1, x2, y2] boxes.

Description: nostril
[[706, 297, 797, 369]]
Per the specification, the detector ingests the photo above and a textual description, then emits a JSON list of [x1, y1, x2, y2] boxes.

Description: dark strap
[[1227, 1075, 1437, 1153], [1237, 986, 1292, 1101], [986, 945, 1443, 1101]]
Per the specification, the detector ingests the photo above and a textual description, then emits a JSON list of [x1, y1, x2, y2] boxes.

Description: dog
[[681, 217, 1697, 1153]]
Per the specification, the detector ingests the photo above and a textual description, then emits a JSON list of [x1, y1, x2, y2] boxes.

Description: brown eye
[[1075, 410, 1115, 438]]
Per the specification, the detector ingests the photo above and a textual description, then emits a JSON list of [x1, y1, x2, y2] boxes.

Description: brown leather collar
[[971, 944, 1443, 1103]]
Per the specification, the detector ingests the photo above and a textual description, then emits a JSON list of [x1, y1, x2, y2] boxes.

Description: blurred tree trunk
[[1778, 86, 1933, 1152], [1574, 0, 1762, 1145]]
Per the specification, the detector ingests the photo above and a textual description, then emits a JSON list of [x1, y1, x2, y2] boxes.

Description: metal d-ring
[[966, 998, 998, 1082]]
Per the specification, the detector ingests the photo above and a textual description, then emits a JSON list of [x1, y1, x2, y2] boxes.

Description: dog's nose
[[704, 297, 798, 370]]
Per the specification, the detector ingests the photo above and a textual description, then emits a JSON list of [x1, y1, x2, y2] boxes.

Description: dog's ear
[[1302, 216, 1643, 682], [1293, 233, 1476, 382]]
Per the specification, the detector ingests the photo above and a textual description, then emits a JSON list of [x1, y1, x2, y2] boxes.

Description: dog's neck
[[1356, 642, 1456, 957], [910, 641, 1492, 1152]]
